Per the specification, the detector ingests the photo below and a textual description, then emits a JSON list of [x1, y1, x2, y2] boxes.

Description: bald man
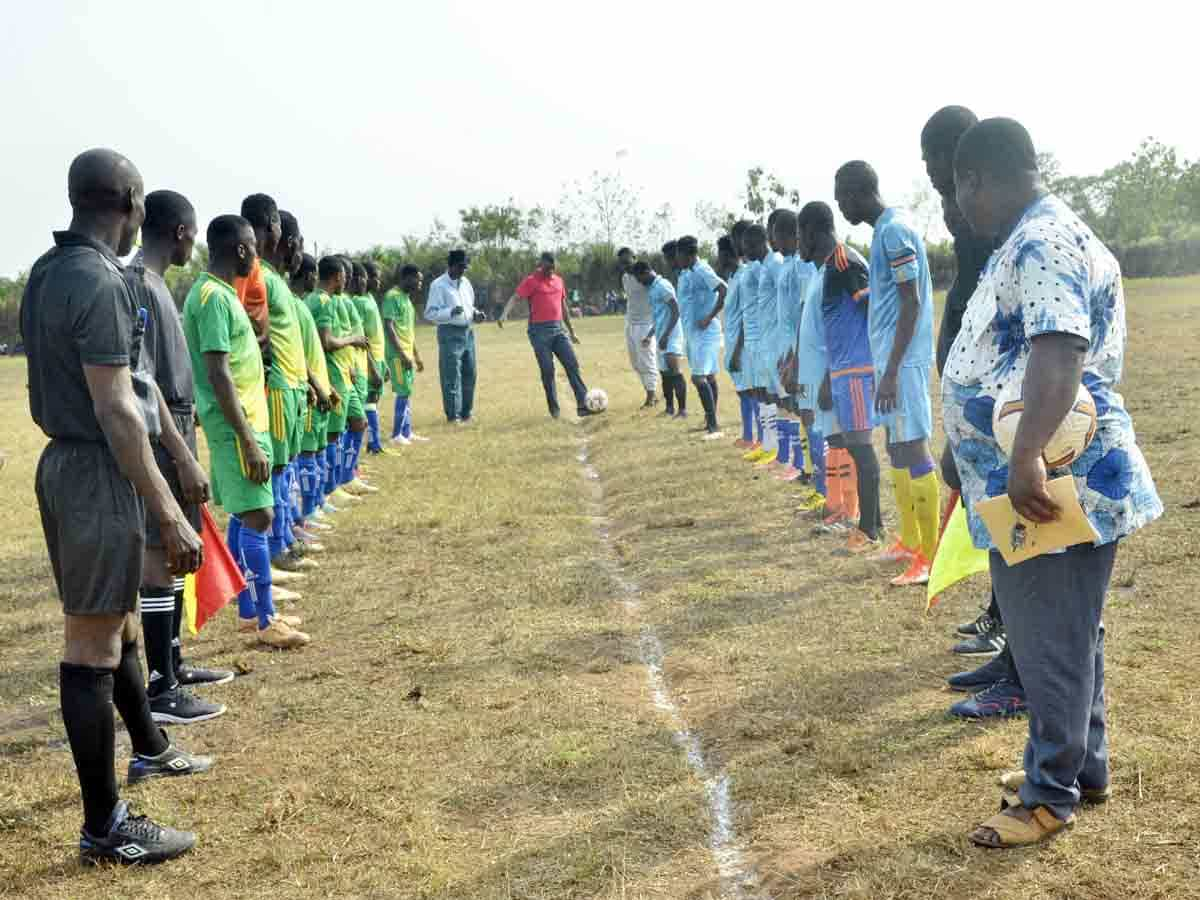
[[21, 149, 210, 865]]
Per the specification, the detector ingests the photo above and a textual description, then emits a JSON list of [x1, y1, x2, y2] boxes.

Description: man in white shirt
[[424, 249, 483, 423], [618, 247, 658, 408]]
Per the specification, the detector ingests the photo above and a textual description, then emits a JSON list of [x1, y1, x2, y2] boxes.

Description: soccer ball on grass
[[585, 388, 608, 413]]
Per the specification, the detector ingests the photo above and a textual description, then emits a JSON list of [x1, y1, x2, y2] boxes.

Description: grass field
[[0, 278, 1198, 900]]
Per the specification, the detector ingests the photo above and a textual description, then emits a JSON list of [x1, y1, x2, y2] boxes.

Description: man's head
[[731, 219, 751, 257], [363, 260, 380, 293], [921, 105, 979, 197], [207, 214, 257, 279], [240, 193, 281, 262], [447, 249, 469, 280], [773, 208, 799, 256], [143, 189, 197, 267], [743, 224, 768, 262], [716, 235, 737, 273], [661, 240, 678, 270], [797, 201, 836, 263], [399, 263, 423, 295], [538, 251, 557, 277], [67, 148, 146, 255], [834, 161, 880, 226], [766, 208, 784, 251], [617, 246, 634, 272], [352, 262, 368, 294], [675, 236, 699, 269], [278, 210, 303, 275], [954, 117, 1041, 239], [295, 253, 318, 294], [319, 255, 346, 293], [631, 259, 656, 287], [337, 255, 354, 291]]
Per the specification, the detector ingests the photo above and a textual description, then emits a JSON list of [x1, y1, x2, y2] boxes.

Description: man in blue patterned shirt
[[947, 118, 1162, 848]]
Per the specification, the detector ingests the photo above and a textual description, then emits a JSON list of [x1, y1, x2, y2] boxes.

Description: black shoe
[[948, 679, 1028, 719], [947, 652, 1015, 692], [956, 610, 994, 638], [176, 663, 235, 688], [952, 619, 1006, 656], [80, 801, 196, 865], [127, 739, 215, 785], [149, 687, 226, 725]]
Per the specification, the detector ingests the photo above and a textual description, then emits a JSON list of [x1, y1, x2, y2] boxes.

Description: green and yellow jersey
[[261, 260, 307, 390]]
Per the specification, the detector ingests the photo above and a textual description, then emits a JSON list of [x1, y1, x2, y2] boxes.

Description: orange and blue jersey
[[821, 243, 873, 376]]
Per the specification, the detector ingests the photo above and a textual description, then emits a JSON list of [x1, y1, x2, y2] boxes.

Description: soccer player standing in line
[[748, 213, 786, 463], [835, 161, 940, 586], [23, 149, 211, 864], [673, 236, 726, 438], [639, 258, 686, 417], [722, 222, 756, 447], [618, 247, 659, 409], [355, 261, 388, 455], [184, 215, 310, 650], [382, 264, 428, 445], [425, 249, 482, 424], [920, 106, 1027, 719], [128, 190, 232, 725], [339, 258, 376, 494]]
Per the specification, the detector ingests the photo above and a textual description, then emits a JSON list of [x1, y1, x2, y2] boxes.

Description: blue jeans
[[990, 541, 1115, 820], [437, 325, 476, 421], [527, 322, 588, 416]]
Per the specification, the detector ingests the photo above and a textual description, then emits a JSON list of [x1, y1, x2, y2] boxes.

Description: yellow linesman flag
[[927, 492, 989, 611], [183, 573, 199, 637]]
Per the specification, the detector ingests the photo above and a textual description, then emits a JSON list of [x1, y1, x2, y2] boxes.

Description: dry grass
[[0, 279, 1198, 899]]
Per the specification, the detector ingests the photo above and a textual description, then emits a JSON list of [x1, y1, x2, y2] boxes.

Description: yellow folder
[[975, 476, 1100, 566]]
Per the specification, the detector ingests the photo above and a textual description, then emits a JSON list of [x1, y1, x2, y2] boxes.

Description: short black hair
[[540, 251, 555, 265], [318, 256, 343, 281], [731, 220, 751, 243], [240, 193, 278, 230], [661, 240, 677, 257], [676, 235, 699, 256], [773, 208, 799, 238], [143, 190, 195, 240], [834, 160, 879, 194], [207, 214, 250, 263], [278, 209, 300, 240], [400, 264, 420, 279], [717, 235, 735, 257], [954, 117, 1038, 182], [921, 105, 979, 156], [352, 262, 367, 280], [337, 255, 354, 276], [632, 260, 652, 276], [447, 249, 468, 266], [766, 208, 786, 227], [797, 201, 835, 235], [297, 253, 317, 277], [362, 260, 378, 277], [617, 246, 633, 258], [745, 223, 768, 243]]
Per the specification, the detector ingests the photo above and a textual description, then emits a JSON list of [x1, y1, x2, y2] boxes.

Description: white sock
[[762, 403, 779, 453]]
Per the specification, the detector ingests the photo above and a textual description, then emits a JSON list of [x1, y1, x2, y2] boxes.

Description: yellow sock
[[910, 469, 941, 560], [892, 468, 920, 550]]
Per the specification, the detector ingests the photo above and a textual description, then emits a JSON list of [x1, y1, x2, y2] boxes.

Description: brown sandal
[[999, 770, 1112, 804], [969, 802, 1074, 848]]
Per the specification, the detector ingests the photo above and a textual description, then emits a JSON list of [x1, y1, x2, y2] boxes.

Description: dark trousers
[[990, 541, 1116, 819], [527, 322, 588, 416], [437, 325, 476, 421]]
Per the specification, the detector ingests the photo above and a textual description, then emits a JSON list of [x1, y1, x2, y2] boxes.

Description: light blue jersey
[[754, 250, 785, 390], [678, 260, 725, 336], [795, 267, 828, 407], [867, 207, 934, 370], [648, 275, 684, 359], [740, 258, 764, 345]]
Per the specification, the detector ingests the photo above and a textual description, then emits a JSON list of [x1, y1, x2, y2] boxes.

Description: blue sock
[[806, 422, 827, 497], [268, 472, 286, 559], [325, 442, 338, 495], [754, 403, 763, 443], [237, 524, 275, 630], [366, 406, 382, 452], [299, 456, 316, 518], [282, 470, 296, 548], [354, 428, 366, 472], [399, 397, 412, 439], [777, 420, 792, 466], [288, 462, 302, 524], [339, 431, 353, 485], [227, 516, 255, 620], [739, 394, 753, 442]]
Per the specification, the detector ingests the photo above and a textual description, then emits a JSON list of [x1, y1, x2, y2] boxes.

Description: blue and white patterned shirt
[[942, 194, 1162, 550]]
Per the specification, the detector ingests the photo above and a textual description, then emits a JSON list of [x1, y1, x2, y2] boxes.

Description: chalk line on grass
[[576, 435, 760, 899]]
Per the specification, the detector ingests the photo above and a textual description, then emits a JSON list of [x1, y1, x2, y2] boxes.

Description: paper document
[[976, 476, 1101, 566]]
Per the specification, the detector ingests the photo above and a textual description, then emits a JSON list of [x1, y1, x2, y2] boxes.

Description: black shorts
[[36, 440, 144, 616], [146, 410, 201, 549]]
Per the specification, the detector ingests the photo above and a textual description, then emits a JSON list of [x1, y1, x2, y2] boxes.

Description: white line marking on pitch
[[577, 436, 760, 899]]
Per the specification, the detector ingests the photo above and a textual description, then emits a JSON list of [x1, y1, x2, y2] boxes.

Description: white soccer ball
[[585, 388, 608, 412], [992, 381, 1098, 468]]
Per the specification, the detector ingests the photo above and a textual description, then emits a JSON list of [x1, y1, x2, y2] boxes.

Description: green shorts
[[388, 358, 415, 397], [347, 373, 366, 421], [301, 402, 329, 453], [367, 360, 386, 405], [326, 370, 350, 435], [204, 423, 274, 516], [268, 386, 306, 467], [289, 387, 307, 458]]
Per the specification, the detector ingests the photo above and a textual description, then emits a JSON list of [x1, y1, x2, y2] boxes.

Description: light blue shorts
[[818, 405, 839, 437], [657, 321, 684, 367], [687, 328, 722, 376], [878, 363, 933, 445], [727, 338, 754, 392], [793, 380, 818, 411], [756, 340, 785, 398]]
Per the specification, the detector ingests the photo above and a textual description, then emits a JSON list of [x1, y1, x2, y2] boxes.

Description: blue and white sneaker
[[949, 679, 1028, 719], [127, 739, 215, 785], [80, 800, 195, 865]]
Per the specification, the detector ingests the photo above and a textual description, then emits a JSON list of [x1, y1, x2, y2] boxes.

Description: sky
[[3, 0, 1197, 276]]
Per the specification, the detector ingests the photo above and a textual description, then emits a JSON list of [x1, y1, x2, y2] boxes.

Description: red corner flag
[[184, 505, 246, 634]]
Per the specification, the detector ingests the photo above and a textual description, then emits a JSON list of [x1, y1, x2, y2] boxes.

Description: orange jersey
[[233, 257, 271, 340]]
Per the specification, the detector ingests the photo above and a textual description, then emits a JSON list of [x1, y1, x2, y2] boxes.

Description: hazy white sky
[[3, 0, 1196, 276]]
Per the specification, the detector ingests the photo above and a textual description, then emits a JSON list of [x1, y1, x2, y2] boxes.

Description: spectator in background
[[424, 249, 483, 424], [618, 247, 658, 409]]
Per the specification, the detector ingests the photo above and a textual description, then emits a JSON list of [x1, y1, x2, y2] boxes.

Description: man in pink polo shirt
[[499, 252, 599, 419]]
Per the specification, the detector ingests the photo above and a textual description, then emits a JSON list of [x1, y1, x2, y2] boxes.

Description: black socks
[[693, 378, 716, 429], [847, 442, 883, 539], [660, 370, 675, 413], [111, 641, 169, 758], [60, 663, 119, 836], [140, 587, 176, 697], [671, 373, 687, 412], [171, 577, 185, 674]]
